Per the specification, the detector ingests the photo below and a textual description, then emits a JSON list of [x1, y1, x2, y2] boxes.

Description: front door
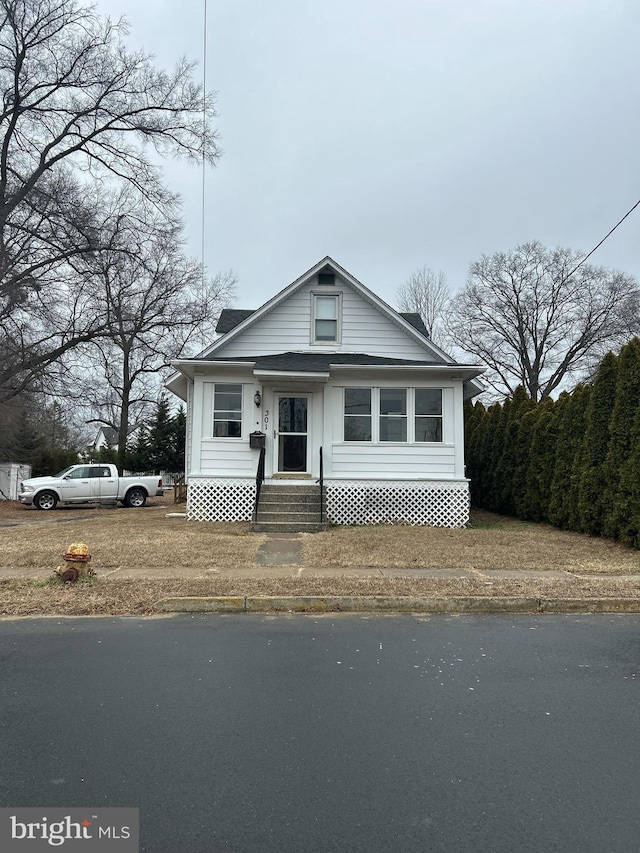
[[277, 396, 309, 473]]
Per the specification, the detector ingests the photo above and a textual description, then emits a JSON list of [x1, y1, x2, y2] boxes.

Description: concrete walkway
[[1, 532, 639, 587]]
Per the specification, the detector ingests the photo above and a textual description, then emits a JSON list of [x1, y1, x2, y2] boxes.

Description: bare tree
[[79, 202, 236, 469], [0, 0, 219, 398], [396, 266, 450, 347], [447, 241, 640, 401]]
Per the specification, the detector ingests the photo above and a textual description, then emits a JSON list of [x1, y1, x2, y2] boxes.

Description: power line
[[563, 196, 640, 282], [201, 0, 208, 292]]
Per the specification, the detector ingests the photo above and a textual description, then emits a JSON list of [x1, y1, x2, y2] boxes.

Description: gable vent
[[318, 271, 335, 285]]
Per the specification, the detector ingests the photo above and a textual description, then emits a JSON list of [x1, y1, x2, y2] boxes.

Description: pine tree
[[167, 406, 186, 473], [125, 424, 152, 473]]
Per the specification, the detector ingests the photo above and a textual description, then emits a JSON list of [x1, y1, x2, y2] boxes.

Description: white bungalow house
[[167, 257, 485, 527]]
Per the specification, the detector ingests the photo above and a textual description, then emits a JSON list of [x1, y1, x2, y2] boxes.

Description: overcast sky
[[98, 0, 640, 310]]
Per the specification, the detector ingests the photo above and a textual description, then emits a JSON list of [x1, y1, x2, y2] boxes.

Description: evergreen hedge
[[464, 339, 640, 548]]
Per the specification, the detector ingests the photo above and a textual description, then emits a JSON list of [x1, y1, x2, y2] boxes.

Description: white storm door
[[276, 396, 309, 473]]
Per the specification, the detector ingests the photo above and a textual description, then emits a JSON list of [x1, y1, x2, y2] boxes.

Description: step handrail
[[252, 445, 266, 522], [319, 446, 324, 524]]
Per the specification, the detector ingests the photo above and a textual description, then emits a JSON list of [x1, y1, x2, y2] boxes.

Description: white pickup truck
[[18, 463, 164, 510]]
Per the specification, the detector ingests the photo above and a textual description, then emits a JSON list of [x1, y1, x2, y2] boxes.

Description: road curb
[[153, 595, 640, 615]]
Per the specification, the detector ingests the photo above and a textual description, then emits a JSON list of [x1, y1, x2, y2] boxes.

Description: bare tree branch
[[77, 202, 236, 468], [0, 0, 220, 397], [396, 266, 450, 347], [446, 241, 640, 401]]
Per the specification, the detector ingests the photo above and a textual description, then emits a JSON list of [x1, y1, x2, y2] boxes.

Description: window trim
[[343, 387, 372, 442], [311, 291, 342, 345], [212, 382, 243, 439], [379, 387, 408, 443], [414, 388, 443, 443], [341, 386, 445, 444]]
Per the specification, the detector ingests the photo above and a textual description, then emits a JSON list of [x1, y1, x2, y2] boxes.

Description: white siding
[[185, 381, 193, 480], [189, 371, 466, 483], [325, 382, 461, 481], [330, 444, 456, 479], [200, 441, 256, 476], [196, 379, 262, 477], [214, 277, 440, 361]]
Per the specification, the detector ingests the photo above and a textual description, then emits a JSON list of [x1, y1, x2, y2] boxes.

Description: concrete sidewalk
[[1, 531, 639, 584], [3, 531, 640, 615]]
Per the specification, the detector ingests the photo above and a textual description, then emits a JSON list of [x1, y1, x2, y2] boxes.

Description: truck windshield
[[54, 466, 75, 478]]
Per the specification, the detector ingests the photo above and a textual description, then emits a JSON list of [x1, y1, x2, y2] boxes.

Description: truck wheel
[[124, 488, 147, 508], [34, 491, 58, 511]]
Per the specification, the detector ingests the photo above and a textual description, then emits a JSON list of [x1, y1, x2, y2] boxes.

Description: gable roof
[[398, 312, 430, 338], [96, 426, 119, 446], [216, 309, 255, 334], [167, 257, 485, 400], [199, 256, 450, 363]]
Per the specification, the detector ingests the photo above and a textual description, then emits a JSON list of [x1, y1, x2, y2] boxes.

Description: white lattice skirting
[[186, 477, 469, 527], [325, 480, 470, 527], [187, 478, 256, 522]]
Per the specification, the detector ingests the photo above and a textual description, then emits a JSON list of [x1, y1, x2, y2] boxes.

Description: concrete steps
[[251, 483, 327, 533]]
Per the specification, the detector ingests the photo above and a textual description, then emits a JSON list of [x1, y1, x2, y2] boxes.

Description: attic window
[[318, 272, 335, 285], [312, 293, 341, 344]]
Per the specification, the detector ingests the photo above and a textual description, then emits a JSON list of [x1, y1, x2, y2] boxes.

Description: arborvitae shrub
[[602, 339, 640, 540], [521, 399, 557, 521], [493, 386, 535, 515], [577, 353, 618, 535], [512, 408, 541, 518]]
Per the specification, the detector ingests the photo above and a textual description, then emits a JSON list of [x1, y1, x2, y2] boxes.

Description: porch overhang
[[167, 356, 485, 399], [253, 369, 330, 385]]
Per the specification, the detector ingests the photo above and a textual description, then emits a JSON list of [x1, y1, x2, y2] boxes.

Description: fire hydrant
[[55, 542, 93, 583]]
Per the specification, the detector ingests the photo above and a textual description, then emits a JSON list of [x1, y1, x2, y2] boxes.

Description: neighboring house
[[87, 426, 140, 454], [167, 257, 485, 526], [88, 426, 120, 453]]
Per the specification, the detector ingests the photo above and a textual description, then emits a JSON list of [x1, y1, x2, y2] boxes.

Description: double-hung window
[[213, 383, 242, 437], [313, 294, 340, 343], [379, 389, 407, 442], [343, 387, 444, 442], [344, 388, 372, 441], [415, 389, 443, 442]]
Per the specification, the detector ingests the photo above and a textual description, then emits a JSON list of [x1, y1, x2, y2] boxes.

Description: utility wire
[[563, 196, 640, 283], [201, 0, 208, 294]]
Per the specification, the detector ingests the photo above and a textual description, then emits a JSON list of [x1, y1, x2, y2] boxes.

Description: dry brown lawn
[[0, 499, 260, 571], [302, 514, 640, 574], [1, 500, 640, 616], [3, 574, 640, 617]]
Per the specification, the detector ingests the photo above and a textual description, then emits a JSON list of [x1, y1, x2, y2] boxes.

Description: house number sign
[[263, 409, 269, 431]]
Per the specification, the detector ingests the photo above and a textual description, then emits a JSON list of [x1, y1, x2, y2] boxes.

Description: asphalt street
[[1, 614, 639, 852]]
